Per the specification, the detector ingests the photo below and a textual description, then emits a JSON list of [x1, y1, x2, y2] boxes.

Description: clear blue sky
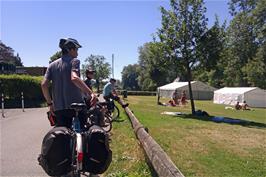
[[1, 0, 232, 80]]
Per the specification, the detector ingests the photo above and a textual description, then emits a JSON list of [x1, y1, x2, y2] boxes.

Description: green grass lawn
[[105, 96, 266, 177]]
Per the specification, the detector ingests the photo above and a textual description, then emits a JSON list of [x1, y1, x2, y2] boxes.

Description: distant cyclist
[[84, 66, 96, 91], [41, 38, 97, 129], [103, 78, 129, 108]]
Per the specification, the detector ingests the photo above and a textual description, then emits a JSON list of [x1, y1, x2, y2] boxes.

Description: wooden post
[[1, 93, 5, 118], [21, 92, 25, 112], [120, 100, 184, 177]]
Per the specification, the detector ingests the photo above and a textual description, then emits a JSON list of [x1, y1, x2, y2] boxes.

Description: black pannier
[[83, 125, 112, 174], [38, 126, 73, 176]]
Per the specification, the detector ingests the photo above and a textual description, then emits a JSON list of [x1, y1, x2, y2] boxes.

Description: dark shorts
[[54, 109, 87, 129]]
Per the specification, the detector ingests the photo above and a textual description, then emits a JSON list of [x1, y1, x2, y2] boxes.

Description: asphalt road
[[1, 108, 50, 177]]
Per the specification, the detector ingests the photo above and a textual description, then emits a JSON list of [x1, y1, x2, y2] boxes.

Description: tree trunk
[[186, 62, 196, 115]]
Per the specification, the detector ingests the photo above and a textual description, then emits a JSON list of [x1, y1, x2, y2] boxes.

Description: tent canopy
[[213, 87, 266, 108], [157, 81, 216, 100]]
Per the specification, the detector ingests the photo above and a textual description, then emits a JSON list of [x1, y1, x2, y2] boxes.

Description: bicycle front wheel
[[102, 115, 112, 132]]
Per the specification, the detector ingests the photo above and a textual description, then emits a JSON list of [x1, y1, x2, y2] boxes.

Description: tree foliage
[[0, 41, 23, 66], [138, 42, 178, 90], [121, 64, 140, 90], [49, 51, 62, 63], [194, 15, 227, 88], [122, 0, 266, 94], [223, 0, 265, 88], [82, 55, 111, 91], [157, 0, 208, 114]]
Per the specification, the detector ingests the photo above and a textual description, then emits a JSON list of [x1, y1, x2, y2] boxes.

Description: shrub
[[0, 74, 44, 101]]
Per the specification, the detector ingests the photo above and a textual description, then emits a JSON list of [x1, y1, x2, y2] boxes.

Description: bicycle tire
[[68, 138, 81, 177], [102, 114, 112, 132], [111, 105, 120, 121]]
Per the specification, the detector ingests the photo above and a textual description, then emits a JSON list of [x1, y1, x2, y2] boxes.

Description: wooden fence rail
[[120, 100, 185, 177]]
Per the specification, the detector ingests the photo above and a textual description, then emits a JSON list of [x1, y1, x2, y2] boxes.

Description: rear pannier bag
[[83, 125, 112, 174], [38, 126, 73, 176]]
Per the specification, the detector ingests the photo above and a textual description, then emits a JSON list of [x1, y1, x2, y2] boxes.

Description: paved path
[[1, 108, 50, 177]]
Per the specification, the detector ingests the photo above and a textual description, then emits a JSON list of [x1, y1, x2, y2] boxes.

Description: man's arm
[[71, 71, 97, 105], [41, 78, 55, 114], [71, 71, 94, 94], [41, 78, 52, 104], [112, 89, 118, 95]]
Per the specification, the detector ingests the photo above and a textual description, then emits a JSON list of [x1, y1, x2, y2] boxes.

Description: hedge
[[0, 74, 44, 104]]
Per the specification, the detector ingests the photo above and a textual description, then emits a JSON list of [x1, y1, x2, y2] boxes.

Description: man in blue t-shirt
[[41, 38, 97, 128], [103, 78, 128, 108]]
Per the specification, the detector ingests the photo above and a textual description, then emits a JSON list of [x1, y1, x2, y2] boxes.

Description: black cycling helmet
[[59, 38, 82, 50], [86, 66, 96, 75], [110, 78, 116, 82]]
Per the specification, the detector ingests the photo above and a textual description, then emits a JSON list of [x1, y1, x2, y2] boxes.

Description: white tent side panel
[[244, 88, 266, 108], [213, 92, 244, 105], [158, 81, 216, 100], [213, 87, 266, 108]]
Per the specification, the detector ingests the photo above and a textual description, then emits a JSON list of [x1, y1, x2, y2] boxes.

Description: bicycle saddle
[[70, 103, 87, 110]]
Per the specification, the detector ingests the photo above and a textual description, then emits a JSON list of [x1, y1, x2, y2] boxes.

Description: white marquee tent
[[213, 87, 266, 108], [157, 81, 216, 100]]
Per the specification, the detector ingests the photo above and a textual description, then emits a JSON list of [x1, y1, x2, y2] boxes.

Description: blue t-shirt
[[103, 82, 114, 97], [44, 55, 83, 111]]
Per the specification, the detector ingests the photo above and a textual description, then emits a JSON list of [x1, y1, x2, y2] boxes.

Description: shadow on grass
[[178, 114, 266, 129]]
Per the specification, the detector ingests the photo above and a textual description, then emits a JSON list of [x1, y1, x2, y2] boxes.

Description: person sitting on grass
[[168, 99, 177, 107], [235, 101, 241, 110], [241, 101, 250, 110], [180, 90, 188, 105], [171, 89, 179, 105]]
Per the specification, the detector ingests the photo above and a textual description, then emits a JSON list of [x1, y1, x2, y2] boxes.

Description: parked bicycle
[[69, 103, 87, 177], [39, 103, 112, 177], [86, 102, 112, 132], [105, 98, 120, 121]]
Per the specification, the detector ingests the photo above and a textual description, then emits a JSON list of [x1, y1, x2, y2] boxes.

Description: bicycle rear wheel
[[111, 105, 120, 121], [68, 138, 81, 177]]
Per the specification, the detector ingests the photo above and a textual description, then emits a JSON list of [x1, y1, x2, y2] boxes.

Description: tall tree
[[194, 15, 227, 88], [82, 55, 111, 92], [252, 0, 265, 44], [158, 0, 208, 114], [138, 42, 178, 91], [225, 0, 258, 86], [0, 41, 23, 66], [121, 64, 140, 90], [244, 41, 266, 88]]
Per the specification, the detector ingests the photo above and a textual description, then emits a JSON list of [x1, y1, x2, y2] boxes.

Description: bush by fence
[[0, 74, 45, 107]]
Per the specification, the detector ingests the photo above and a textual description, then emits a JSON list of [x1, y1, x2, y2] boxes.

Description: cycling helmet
[[86, 66, 96, 75], [59, 38, 82, 50], [110, 78, 116, 82]]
